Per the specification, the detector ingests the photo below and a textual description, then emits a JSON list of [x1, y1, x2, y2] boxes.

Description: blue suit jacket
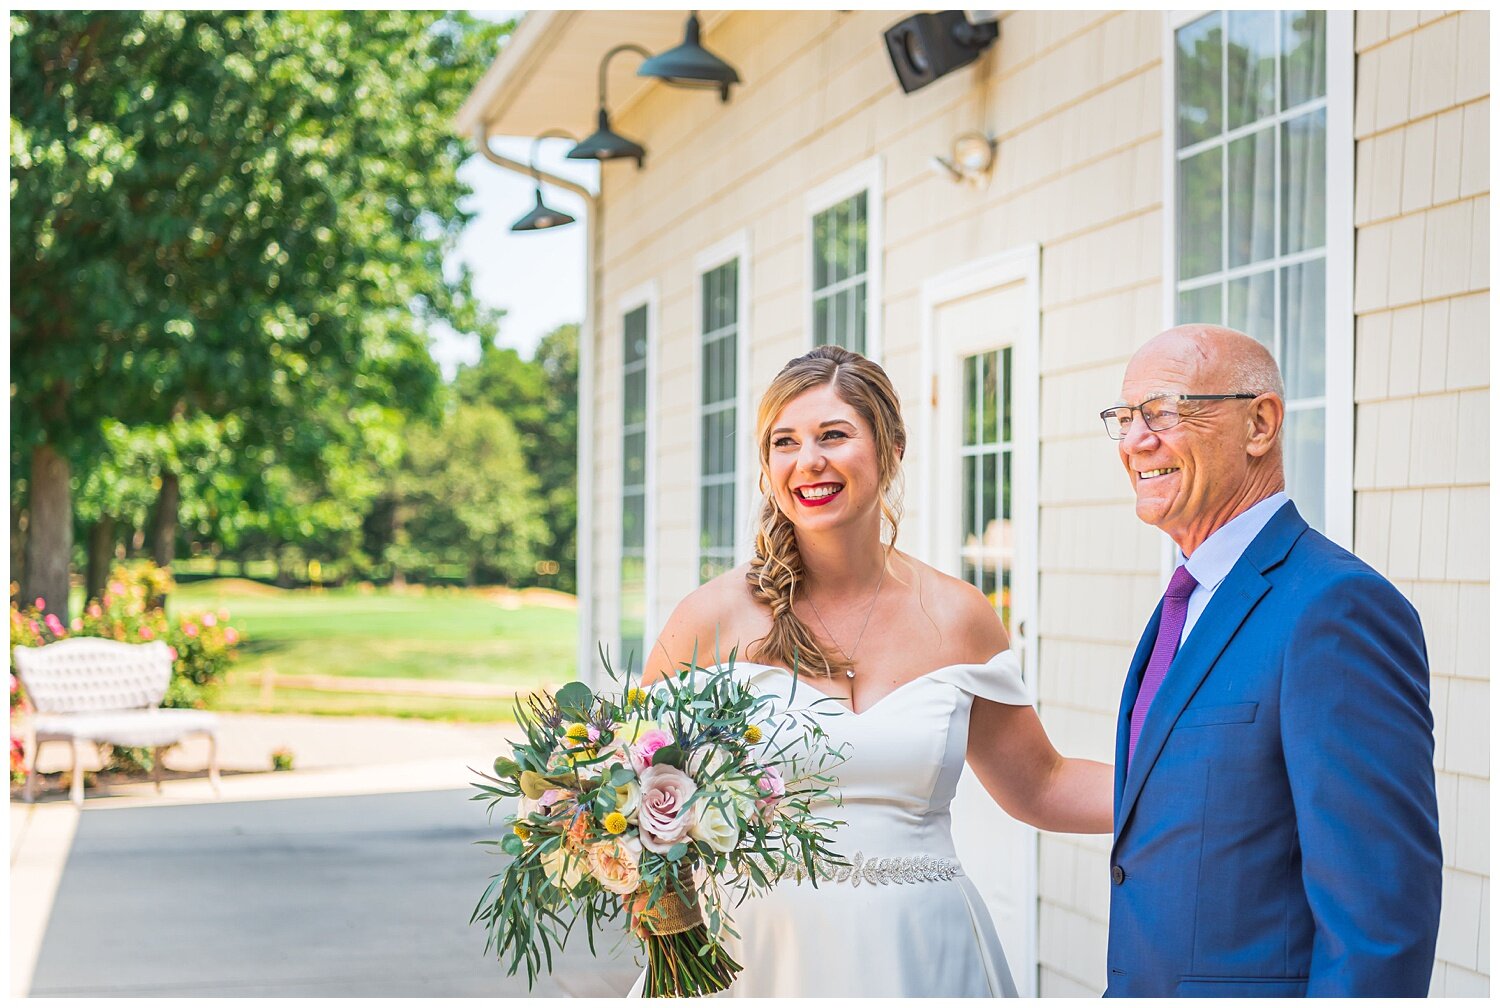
[[1106, 501, 1441, 997]]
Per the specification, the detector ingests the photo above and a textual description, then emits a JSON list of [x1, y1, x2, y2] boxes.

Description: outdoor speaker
[[883, 11, 1000, 95]]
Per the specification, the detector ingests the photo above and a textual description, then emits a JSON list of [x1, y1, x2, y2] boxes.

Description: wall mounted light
[[637, 11, 741, 102], [930, 131, 997, 185], [568, 44, 652, 167], [511, 131, 580, 232], [883, 11, 999, 94]]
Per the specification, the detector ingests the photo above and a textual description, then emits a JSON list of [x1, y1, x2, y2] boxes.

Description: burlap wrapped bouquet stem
[[631, 866, 742, 997]]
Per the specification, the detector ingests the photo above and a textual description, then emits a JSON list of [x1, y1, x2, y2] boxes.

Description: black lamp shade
[[566, 108, 646, 167], [511, 189, 575, 232], [637, 13, 740, 101]]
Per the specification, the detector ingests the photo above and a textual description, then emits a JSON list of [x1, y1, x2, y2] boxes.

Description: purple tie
[[1127, 564, 1198, 767]]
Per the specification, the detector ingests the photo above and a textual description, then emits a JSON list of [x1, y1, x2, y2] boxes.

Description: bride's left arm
[[965, 700, 1114, 834]]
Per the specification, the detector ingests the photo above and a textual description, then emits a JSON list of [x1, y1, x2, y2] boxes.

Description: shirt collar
[[1180, 491, 1291, 591]]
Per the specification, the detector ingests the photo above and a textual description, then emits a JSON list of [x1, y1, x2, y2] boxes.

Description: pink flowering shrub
[[9, 562, 241, 712]]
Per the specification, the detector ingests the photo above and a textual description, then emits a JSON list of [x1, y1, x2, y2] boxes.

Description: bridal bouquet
[[471, 649, 847, 997]]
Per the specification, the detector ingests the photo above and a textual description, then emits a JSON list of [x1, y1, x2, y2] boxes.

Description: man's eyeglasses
[[1099, 394, 1257, 440]]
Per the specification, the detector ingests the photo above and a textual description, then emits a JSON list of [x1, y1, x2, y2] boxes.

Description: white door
[[920, 248, 1040, 996]]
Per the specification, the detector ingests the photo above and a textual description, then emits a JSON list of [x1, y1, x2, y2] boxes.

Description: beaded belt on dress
[[788, 851, 964, 886]]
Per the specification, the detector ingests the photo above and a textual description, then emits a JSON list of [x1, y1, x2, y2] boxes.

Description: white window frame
[[804, 155, 884, 362], [1161, 10, 1354, 558], [693, 230, 753, 577], [616, 280, 659, 670]]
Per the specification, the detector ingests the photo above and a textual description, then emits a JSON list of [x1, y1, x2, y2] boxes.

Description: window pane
[[814, 295, 830, 346], [853, 192, 868, 275], [622, 491, 645, 549], [1227, 127, 1276, 268], [1177, 282, 1223, 325], [1226, 268, 1276, 352], [1001, 451, 1012, 524], [624, 368, 646, 427], [1178, 147, 1223, 279], [625, 307, 648, 364], [623, 431, 646, 487], [1176, 13, 1223, 147], [981, 452, 998, 537], [828, 283, 843, 348], [853, 282, 867, 355], [962, 454, 976, 543], [1283, 259, 1326, 400], [830, 200, 848, 285], [1227, 11, 1278, 130], [1282, 10, 1326, 108], [813, 210, 830, 290], [1282, 109, 1326, 254], [963, 355, 979, 447], [981, 351, 999, 445], [961, 558, 979, 591], [1283, 406, 1325, 530], [1001, 346, 1012, 444]]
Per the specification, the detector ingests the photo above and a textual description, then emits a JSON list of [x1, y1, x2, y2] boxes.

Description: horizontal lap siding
[[1353, 10, 1489, 996]]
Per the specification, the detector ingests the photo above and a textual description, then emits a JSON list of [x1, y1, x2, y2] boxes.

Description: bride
[[637, 345, 1113, 997]]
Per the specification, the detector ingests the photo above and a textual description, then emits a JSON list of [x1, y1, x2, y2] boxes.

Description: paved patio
[[9, 713, 639, 997]]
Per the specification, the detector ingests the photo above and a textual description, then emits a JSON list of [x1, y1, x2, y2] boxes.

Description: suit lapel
[[1115, 502, 1308, 840], [1114, 603, 1162, 820]]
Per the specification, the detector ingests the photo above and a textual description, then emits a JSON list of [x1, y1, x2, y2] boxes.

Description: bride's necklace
[[805, 567, 886, 679]]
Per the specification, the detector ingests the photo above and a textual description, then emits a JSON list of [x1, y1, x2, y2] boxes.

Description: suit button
[[1111, 865, 1125, 885]]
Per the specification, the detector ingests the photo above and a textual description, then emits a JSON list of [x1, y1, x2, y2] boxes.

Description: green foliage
[[11, 11, 515, 596]]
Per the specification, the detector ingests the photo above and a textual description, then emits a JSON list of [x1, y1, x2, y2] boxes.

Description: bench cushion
[[32, 708, 219, 748]]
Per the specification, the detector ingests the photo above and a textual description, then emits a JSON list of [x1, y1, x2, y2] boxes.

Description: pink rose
[[140, 626, 154, 640], [33, 597, 45, 611], [636, 764, 698, 853], [630, 728, 673, 772], [756, 765, 786, 818], [203, 612, 217, 627], [107, 581, 125, 597], [184, 623, 199, 638], [43, 614, 64, 637], [167, 647, 179, 661], [225, 627, 239, 645], [70, 618, 82, 631], [87, 604, 102, 618]]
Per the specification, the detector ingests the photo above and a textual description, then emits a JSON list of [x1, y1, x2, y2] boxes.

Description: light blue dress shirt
[[1177, 491, 1291, 645]]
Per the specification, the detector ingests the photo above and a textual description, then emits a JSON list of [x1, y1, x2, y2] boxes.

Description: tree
[[452, 323, 579, 591], [10, 11, 509, 619]]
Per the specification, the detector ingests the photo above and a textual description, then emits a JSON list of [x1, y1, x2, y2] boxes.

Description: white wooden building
[[459, 10, 1489, 995]]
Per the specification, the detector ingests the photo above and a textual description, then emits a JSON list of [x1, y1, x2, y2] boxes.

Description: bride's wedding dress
[[633, 652, 1026, 998]]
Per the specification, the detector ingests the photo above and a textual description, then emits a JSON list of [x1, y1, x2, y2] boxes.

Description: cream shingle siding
[[564, 8, 1489, 996], [1352, 10, 1489, 997]]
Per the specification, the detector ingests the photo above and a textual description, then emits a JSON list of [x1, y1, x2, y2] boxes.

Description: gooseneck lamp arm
[[473, 126, 596, 204], [598, 43, 652, 111]]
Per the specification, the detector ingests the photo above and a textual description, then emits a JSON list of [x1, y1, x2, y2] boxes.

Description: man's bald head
[[1135, 325, 1285, 400]]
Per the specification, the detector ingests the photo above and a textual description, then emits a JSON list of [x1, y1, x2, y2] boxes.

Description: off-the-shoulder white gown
[[631, 651, 1028, 998]]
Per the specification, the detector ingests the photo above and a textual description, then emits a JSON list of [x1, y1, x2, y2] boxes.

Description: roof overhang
[[457, 11, 731, 142]]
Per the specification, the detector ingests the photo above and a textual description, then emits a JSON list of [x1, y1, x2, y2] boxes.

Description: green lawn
[[163, 580, 575, 721], [172, 581, 576, 685]]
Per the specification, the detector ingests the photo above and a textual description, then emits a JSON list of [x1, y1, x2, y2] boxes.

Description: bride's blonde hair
[[746, 345, 907, 678]]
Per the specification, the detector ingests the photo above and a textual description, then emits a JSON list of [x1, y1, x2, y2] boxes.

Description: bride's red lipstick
[[795, 483, 844, 507]]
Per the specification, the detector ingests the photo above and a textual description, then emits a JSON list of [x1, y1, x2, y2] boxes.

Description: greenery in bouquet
[[472, 646, 849, 997], [9, 562, 242, 775]]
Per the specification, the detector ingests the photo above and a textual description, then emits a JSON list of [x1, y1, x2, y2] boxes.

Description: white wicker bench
[[12, 637, 221, 806]]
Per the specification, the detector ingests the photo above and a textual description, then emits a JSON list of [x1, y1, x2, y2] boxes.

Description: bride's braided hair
[[747, 345, 906, 679]]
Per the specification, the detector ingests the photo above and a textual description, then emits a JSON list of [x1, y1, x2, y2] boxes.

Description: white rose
[[540, 844, 586, 891], [614, 779, 641, 823], [689, 800, 741, 854]]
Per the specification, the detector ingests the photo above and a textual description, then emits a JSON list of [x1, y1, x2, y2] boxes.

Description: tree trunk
[[150, 470, 180, 570], [86, 516, 117, 604], [23, 443, 72, 623], [10, 504, 26, 601]]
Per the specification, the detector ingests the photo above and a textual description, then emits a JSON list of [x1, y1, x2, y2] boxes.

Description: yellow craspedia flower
[[625, 687, 648, 707], [743, 724, 763, 745], [604, 811, 628, 835], [513, 823, 531, 841], [565, 722, 590, 741]]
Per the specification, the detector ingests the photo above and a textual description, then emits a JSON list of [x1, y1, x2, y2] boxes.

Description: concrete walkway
[[10, 713, 640, 997]]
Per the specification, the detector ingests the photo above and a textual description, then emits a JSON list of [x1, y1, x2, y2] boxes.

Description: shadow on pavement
[[29, 788, 640, 997]]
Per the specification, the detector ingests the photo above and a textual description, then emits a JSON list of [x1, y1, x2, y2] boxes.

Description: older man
[[1101, 325, 1441, 996]]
